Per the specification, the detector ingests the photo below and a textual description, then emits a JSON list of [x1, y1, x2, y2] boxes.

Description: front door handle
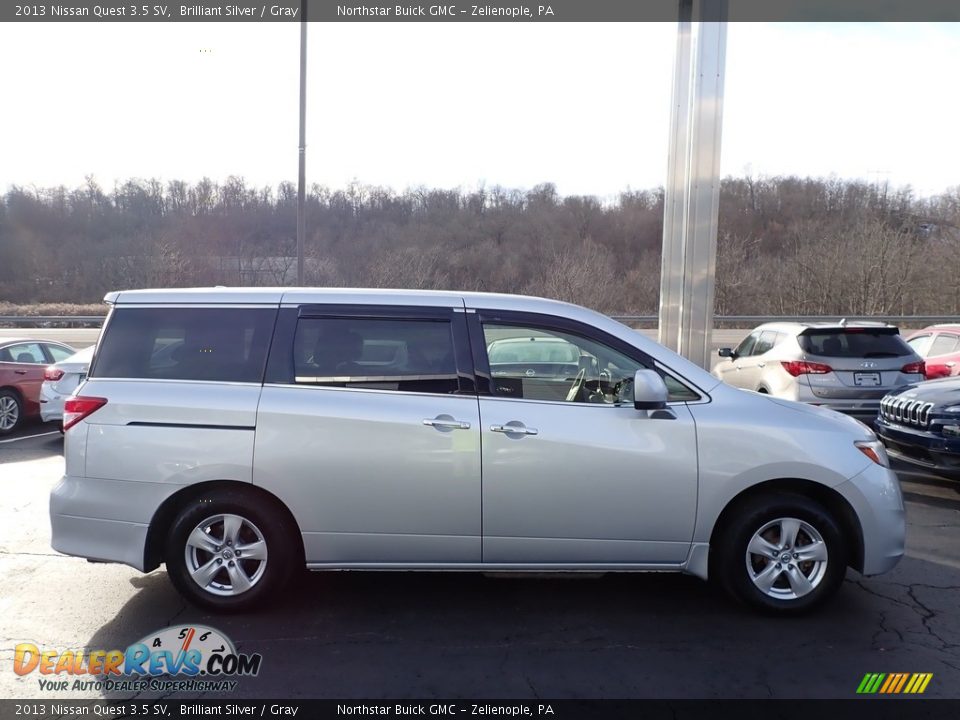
[[14, 370, 27, 375], [757, 362, 765, 368], [491, 423, 539, 436], [423, 416, 471, 430]]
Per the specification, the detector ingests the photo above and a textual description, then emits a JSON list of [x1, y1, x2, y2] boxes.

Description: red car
[[0, 338, 76, 435], [905, 325, 960, 380]]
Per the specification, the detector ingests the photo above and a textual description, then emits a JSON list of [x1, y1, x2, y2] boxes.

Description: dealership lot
[[2, 424, 960, 700]]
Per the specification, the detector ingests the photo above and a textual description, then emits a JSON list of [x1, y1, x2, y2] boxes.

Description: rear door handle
[[14, 370, 27, 375], [423, 417, 471, 430], [757, 362, 765, 368], [491, 424, 539, 436]]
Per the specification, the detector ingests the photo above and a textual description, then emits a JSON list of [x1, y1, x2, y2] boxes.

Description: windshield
[[488, 339, 580, 364]]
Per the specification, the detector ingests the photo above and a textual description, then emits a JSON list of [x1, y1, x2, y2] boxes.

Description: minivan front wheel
[[165, 490, 296, 611], [717, 493, 846, 614]]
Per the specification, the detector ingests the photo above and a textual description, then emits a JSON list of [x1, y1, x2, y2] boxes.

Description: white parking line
[[0, 431, 60, 444]]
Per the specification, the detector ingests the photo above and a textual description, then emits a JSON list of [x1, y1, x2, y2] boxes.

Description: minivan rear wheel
[[716, 493, 846, 614], [165, 489, 296, 611]]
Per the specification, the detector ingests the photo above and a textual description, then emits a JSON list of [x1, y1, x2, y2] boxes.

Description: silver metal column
[[658, 0, 728, 369], [296, 7, 307, 286]]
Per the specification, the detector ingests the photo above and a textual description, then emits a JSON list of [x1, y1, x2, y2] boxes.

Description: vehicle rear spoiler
[[799, 325, 899, 335]]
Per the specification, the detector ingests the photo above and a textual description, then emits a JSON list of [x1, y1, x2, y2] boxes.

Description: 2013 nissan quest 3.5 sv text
[[50, 288, 905, 614]]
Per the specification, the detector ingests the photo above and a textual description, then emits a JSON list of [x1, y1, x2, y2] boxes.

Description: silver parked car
[[51, 289, 905, 615], [39, 344, 95, 426], [712, 321, 924, 422]]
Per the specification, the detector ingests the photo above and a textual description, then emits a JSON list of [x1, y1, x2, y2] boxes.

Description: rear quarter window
[[91, 307, 276, 382]]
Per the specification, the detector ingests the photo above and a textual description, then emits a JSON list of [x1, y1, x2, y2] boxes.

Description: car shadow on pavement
[[79, 564, 923, 700]]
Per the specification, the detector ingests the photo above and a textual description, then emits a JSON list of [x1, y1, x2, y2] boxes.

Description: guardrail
[[0, 315, 107, 328], [3, 314, 960, 329]]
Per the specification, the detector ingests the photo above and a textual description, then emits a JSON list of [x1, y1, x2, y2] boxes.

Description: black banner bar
[[2, 700, 960, 720], [3, 0, 960, 23]]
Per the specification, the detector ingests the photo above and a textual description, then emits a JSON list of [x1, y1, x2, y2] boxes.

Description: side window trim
[[467, 309, 705, 402]]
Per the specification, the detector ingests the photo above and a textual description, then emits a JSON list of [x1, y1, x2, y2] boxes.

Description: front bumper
[[875, 419, 960, 480], [836, 462, 905, 576]]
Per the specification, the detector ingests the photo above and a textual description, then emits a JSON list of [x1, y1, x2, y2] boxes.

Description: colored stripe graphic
[[857, 673, 933, 694], [893, 673, 909, 693]]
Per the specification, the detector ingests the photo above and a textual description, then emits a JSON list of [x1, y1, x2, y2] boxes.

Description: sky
[[1, 21, 959, 199]]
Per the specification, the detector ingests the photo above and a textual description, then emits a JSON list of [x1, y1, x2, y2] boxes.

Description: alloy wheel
[[0, 395, 19, 431], [184, 513, 268, 597], [745, 517, 828, 600]]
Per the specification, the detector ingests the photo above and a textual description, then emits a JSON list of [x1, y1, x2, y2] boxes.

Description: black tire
[[165, 489, 298, 612], [714, 492, 847, 615], [0, 389, 23, 436]]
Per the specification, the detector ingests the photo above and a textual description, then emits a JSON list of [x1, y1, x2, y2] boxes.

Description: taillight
[[901, 361, 925, 375], [44, 367, 64, 382], [781, 361, 832, 377], [63, 396, 107, 431]]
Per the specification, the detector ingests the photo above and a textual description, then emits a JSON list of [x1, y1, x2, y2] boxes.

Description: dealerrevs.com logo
[[13, 625, 262, 693]]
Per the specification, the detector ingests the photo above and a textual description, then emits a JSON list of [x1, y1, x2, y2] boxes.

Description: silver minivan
[[51, 288, 905, 615]]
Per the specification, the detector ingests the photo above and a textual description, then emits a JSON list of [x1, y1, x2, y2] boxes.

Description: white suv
[[713, 321, 924, 423], [51, 288, 905, 614]]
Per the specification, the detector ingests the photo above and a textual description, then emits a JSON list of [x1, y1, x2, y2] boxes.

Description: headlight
[[855, 439, 890, 468], [943, 406, 960, 414]]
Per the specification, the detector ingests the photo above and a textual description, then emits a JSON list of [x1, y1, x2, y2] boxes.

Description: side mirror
[[718, 347, 736, 359], [633, 369, 669, 411]]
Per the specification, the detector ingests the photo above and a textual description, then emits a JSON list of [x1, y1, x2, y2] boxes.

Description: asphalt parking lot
[[2, 420, 960, 701]]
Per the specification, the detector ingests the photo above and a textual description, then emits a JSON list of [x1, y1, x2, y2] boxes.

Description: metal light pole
[[658, 0, 728, 368], [296, 4, 307, 286]]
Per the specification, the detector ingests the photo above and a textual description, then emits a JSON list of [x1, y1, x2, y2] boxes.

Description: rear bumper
[[792, 387, 882, 421], [38, 384, 65, 422], [49, 474, 181, 571], [875, 420, 960, 480], [50, 512, 149, 569]]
